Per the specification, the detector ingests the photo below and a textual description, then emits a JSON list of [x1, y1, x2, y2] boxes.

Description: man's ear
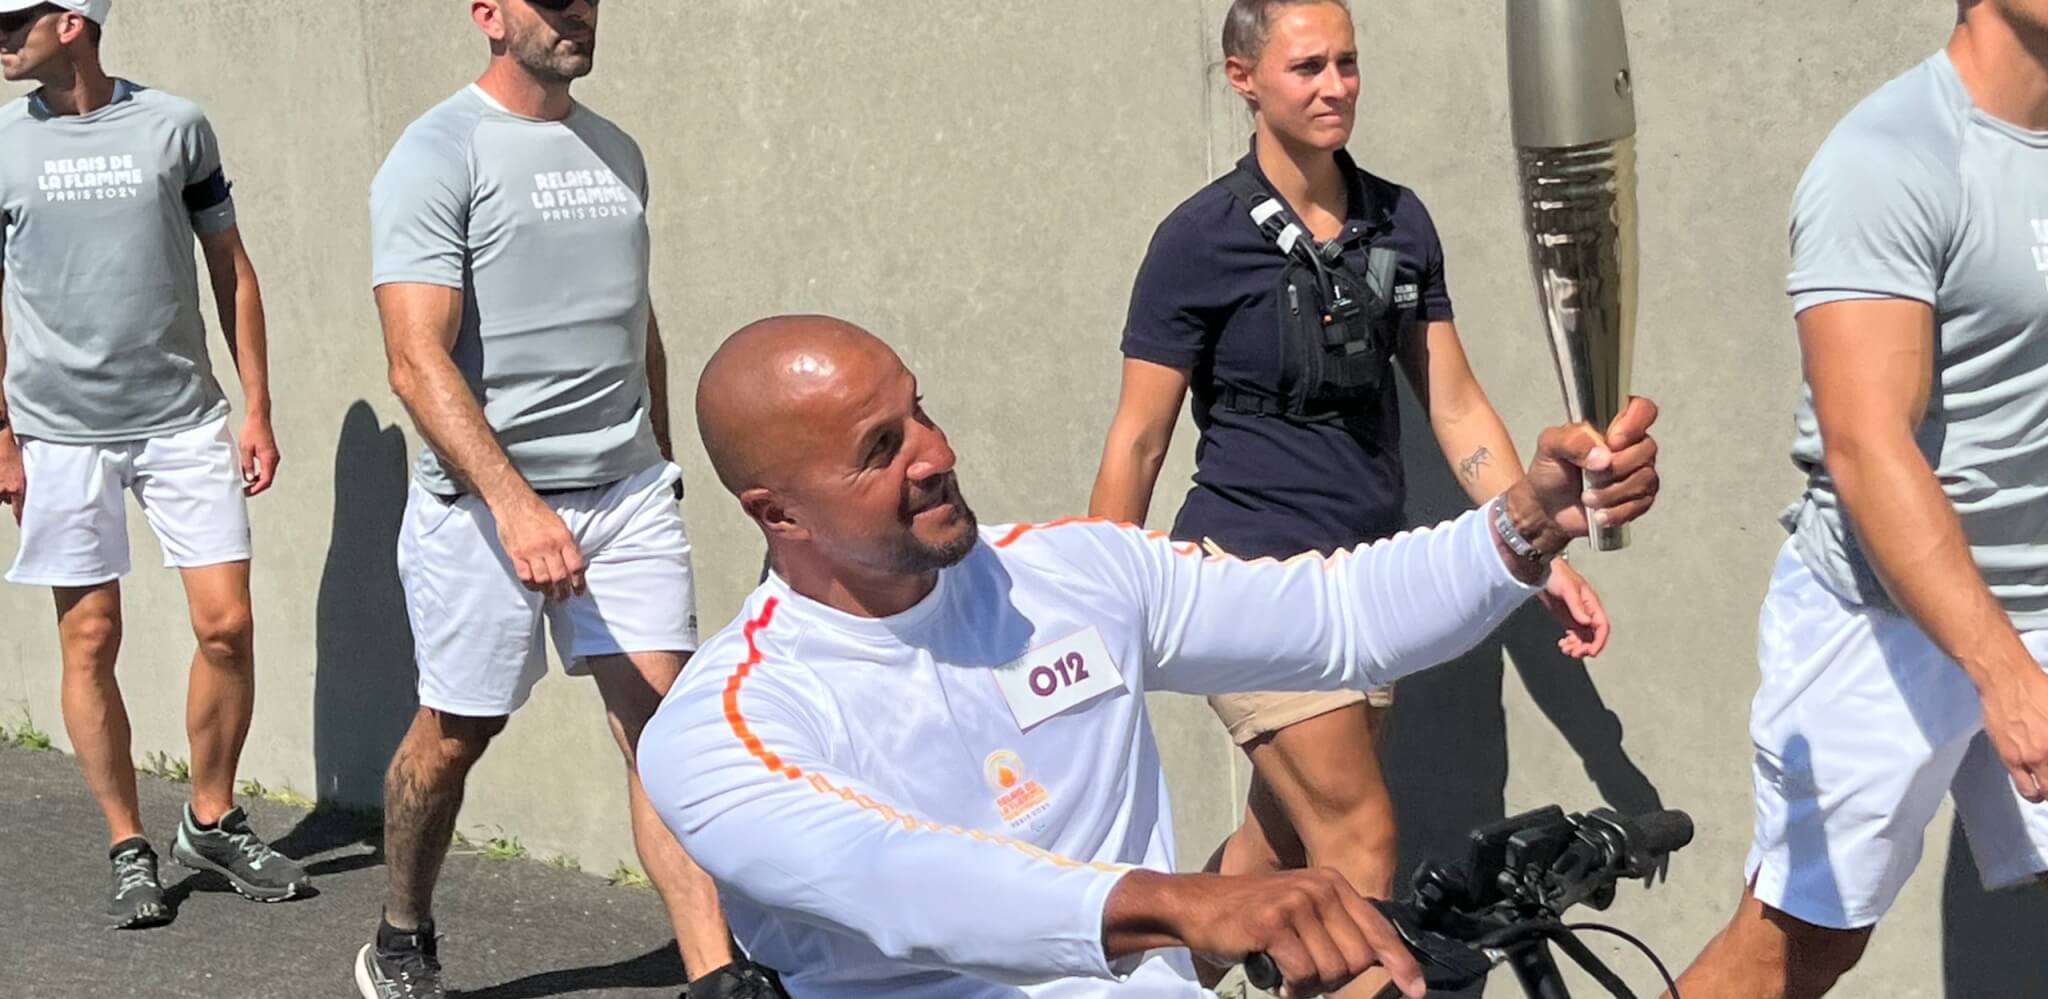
[[55, 12, 88, 45], [472, 0, 509, 43], [742, 487, 809, 543]]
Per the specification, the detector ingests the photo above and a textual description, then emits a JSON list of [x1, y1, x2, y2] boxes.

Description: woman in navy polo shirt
[[1089, 0, 1609, 985]]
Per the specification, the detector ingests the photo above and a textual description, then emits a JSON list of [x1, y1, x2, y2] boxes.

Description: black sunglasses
[[0, 4, 62, 35], [525, 0, 599, 11]]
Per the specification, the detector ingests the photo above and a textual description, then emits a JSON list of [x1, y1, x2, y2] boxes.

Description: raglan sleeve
[[369, 122, 471, 290], [2, 163, 11, 269], [176, 106, 236, 236], [1785, 119, 1958, 314], [630, 134, 650, 206], [640, 628, 1138, 986], [1096, 503, 1540, 696]]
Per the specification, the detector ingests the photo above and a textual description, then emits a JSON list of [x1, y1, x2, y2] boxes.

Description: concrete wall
[[4, 2, 2039, 995]]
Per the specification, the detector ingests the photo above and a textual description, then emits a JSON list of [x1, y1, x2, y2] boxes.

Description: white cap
[[0, 1, 112, 25]]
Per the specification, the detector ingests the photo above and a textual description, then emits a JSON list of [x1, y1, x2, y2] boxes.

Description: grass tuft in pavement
[[468, 826, 528, 862], [5, 710, 53, 752], [141, 751, 191, 783]]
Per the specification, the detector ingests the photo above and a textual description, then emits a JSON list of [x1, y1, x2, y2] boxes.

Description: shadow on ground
[[449, 941, 685, 998]]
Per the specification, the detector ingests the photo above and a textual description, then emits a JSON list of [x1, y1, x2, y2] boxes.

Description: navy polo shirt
[[1120, 143, 1454, 560]]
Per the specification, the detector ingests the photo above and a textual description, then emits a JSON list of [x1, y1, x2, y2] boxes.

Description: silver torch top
[[1507, 0, 1636, 150], [1505, 0, 1641, 552]]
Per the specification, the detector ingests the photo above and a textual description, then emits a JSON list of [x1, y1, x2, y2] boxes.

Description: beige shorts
[[1207, 687, 1394, 746], [1195, 536, 1394, 747]]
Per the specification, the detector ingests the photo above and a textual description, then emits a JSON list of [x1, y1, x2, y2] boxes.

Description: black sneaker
[[170, 804, 310, 901], [355, 923, 445, 999], [681, 960, 788, 999], [108, 838, 172, 929]]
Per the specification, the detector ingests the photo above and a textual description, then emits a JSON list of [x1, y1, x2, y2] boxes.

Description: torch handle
[[1588, 519, 1628, 552]]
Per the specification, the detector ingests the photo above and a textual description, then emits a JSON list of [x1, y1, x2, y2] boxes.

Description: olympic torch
[[1508, 0, 1639, 551]]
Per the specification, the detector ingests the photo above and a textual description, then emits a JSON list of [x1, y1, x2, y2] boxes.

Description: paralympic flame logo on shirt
[[984, 750, 1052, 830]]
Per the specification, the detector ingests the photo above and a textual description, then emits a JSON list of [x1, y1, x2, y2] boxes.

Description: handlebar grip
[[1633, 809, 1694, 856], [1242, 898, 1490, 995], [1245, 952, 1282, 992]]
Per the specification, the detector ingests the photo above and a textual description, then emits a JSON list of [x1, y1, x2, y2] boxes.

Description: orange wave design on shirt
[[991, 516, 1363, 568], [721, 595, 1128, 874]]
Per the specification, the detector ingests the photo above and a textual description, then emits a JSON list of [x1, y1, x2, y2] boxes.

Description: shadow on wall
[[289, 401, 418, 866], [1377, 384, 1667, 996], [1942, 810, 2048, 994]]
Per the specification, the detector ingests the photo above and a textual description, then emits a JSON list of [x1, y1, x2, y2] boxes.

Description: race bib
[[993, 626, 1124, 731]]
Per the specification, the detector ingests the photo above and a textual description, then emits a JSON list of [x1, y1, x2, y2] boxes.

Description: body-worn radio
[[1214, 168, 1404, 428]]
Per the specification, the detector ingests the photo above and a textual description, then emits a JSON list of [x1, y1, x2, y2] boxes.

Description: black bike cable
[[1565, 922, 1680, 999], [1549, 927, 1639, 999]]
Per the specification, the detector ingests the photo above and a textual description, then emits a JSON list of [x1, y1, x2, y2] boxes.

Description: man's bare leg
[[1667, 881, 1872, 999], [178, 561, 255, 824], [588, 651, 737, 980], [381, 706, 506, 930], [54, 582, 142, 845]]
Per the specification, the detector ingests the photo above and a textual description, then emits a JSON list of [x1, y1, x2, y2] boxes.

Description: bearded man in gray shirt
[[356, 3, 777, 998], [1675, 2, 2048, 996], [0, 0, 305, 931]]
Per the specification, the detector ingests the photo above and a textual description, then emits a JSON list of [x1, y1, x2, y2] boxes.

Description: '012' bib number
[[994, 626, 1124, 731], [1029, 653, 1090, 696]]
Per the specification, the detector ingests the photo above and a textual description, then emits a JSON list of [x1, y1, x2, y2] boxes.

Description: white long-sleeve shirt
[[640, 504, 1541, 997]]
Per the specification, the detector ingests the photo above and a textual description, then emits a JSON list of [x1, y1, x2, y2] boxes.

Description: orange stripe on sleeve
[[994, 517, 1351, 568], [720, 596, 1128, 874], [992, 516, 1113, 548]]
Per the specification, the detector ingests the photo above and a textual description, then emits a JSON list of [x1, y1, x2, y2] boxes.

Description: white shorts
[[5, 416, 251, 587], [397, 460, 700, 717], [1745, 540, 2048, 929]]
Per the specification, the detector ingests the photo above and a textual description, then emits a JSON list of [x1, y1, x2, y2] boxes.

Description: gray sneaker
[[108, 838, 172, 929], [171, 804, 310, 901], [355, 930, 445, 999]]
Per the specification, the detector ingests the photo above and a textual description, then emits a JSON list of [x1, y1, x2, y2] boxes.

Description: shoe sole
[[110, 901, 173, 930], [170, 840, 308, 903], [353, 943, 384, 999]]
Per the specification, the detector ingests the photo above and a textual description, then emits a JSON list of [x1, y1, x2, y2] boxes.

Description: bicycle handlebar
[[1630, 809, 1693, 858], [1243, 805, 1694, 998]]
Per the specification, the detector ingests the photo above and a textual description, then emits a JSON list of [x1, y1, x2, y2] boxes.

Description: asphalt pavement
[[0, 742, 687, 999]]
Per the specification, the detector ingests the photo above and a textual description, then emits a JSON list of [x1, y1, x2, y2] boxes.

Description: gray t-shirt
[[370, 85, 660, 495], [0, 81, 236, 443], [1782, 50, 2048, 628]]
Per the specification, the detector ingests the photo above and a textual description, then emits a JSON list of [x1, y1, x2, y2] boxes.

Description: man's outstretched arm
[[1115, 400, 1659, 698]]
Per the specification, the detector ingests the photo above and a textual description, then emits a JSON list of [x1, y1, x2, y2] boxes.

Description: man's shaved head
[[696, 315, 978, 587], [697, 315, 900, 497]]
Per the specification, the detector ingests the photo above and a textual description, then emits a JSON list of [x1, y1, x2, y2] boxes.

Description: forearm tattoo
[[1457, 446, 1493, 484]]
